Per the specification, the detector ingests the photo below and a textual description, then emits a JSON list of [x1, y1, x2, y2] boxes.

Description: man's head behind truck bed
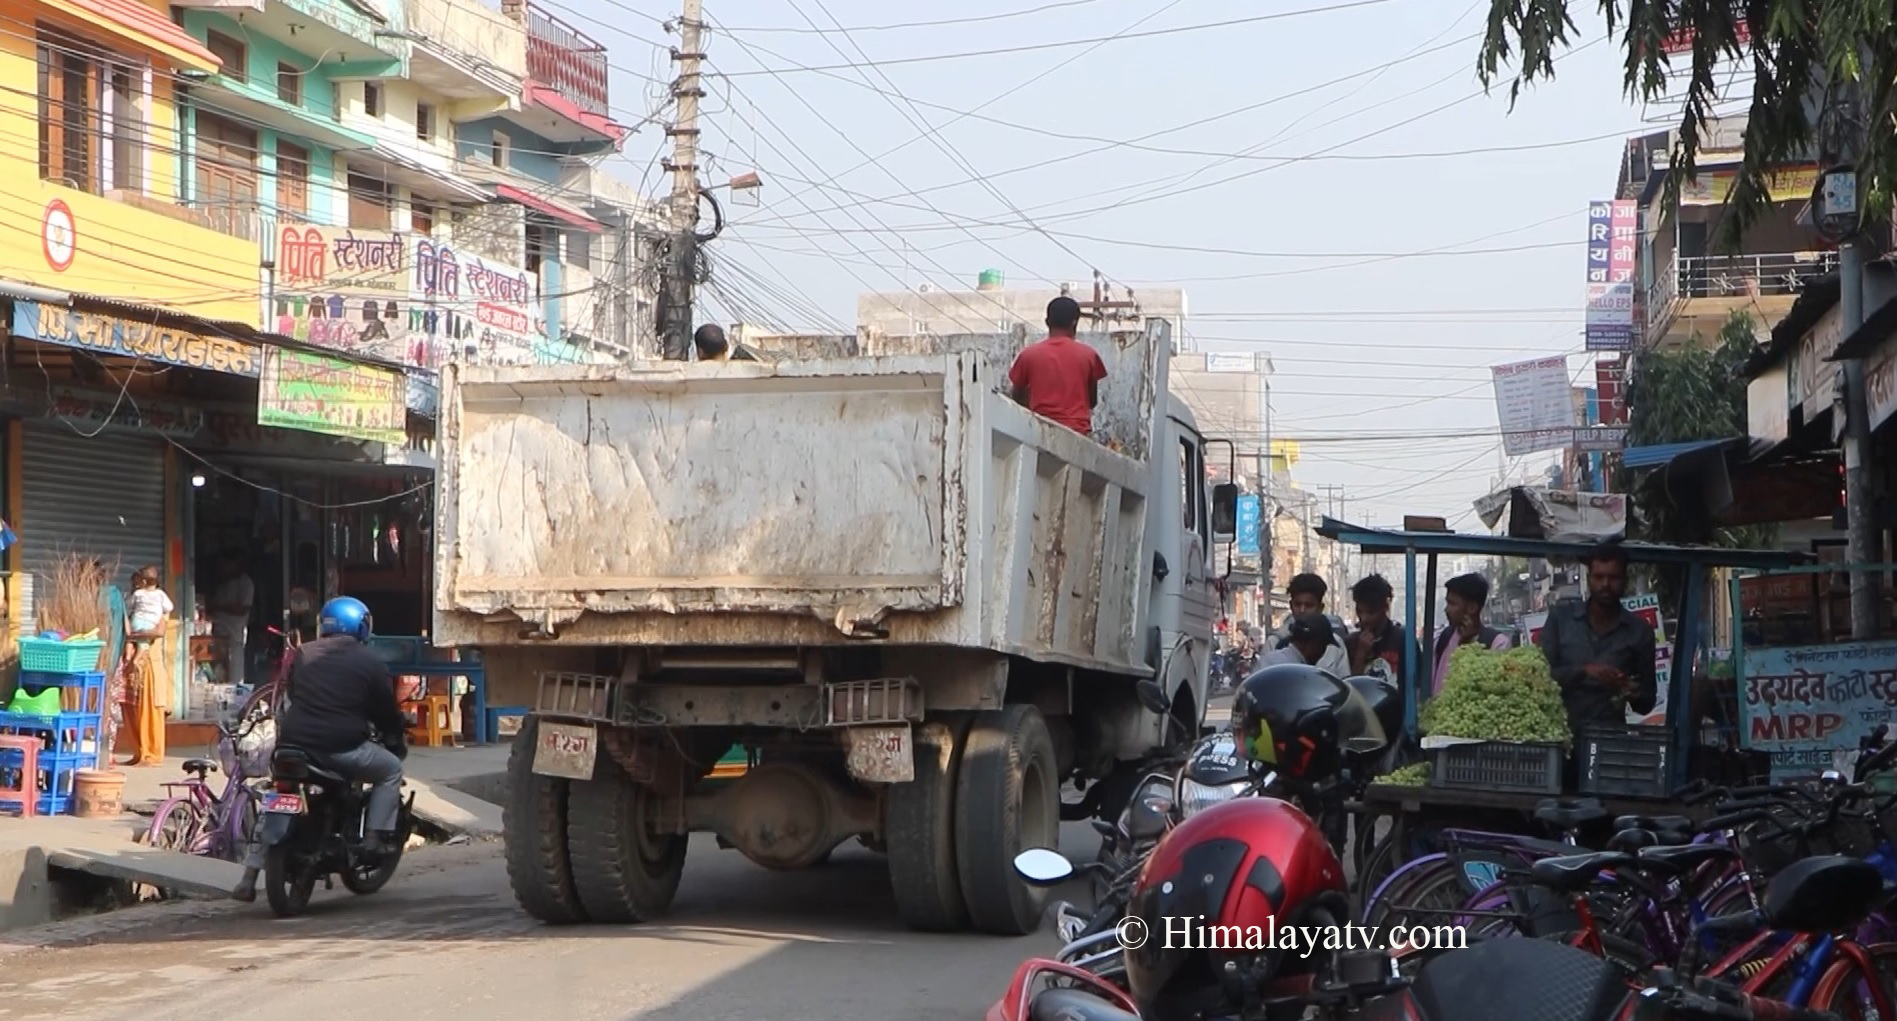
[[1008, 296, 1107, 435]]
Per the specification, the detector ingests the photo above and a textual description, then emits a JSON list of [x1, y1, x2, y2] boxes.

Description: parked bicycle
[[144, 696, 276, 862]]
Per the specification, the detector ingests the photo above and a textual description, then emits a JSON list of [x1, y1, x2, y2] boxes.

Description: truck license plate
[[262, 792, 305, 814], [844, 724, 914, 783], [533, 721, 598, 780]]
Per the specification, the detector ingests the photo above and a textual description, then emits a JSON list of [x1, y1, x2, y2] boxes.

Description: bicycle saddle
[[1613, 814, 1692, 833], [182, 758, 218, 775], [1533, 798, 1609, 832], [1029, 988, 1141, 1021], [1528, 851, 1636, 892], [1609, 828, 1659, 851], [1635, 844, 1737, 875]]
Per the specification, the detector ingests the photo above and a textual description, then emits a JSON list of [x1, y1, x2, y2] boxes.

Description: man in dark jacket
[[231, 596, 407, 902]]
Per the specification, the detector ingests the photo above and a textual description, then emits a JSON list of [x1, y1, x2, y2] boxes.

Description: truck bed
[[434, 325, 1168, 676]]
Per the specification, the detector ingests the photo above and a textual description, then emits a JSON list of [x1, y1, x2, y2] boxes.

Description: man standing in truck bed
[[1009, 296, 1108, 435]]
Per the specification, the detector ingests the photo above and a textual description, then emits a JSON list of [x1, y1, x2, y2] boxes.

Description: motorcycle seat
[[1613, 814, 1692, 833], [1528, 851, 1636, 892], [1635, 844, 1736, 876], [1029, 988, 1141, 1021], [1533, 798, 1610, 833], [181, 758, 218, 776], [271, 747, 350, 785]]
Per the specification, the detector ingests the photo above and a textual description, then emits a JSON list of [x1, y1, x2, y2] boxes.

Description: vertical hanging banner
[[1596, 357, 1628, 425], [1584, 200, 1638, 351], [1235, 494, 1261, 556]]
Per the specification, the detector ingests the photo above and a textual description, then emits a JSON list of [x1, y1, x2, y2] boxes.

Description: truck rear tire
[[955, 704, 1060, 936], [885, 714, 970, 932], [566, 751, 686, 924], [503, 716, 588, 924]]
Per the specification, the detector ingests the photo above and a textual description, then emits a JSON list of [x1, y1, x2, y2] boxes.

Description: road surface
[[0, 827, 1097, 1021]]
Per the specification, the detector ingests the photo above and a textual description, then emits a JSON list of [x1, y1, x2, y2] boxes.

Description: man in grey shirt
[[1536, 543, 1657, 736]]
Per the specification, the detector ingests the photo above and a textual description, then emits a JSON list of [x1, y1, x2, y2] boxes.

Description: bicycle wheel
[[1810, 942, 1897, 1021], [146, 796, 208, 854], [1362, 853, 1451, 926], [1371, 859, 1474, 931]]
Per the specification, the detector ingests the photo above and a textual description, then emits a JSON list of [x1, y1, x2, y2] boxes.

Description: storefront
[[16, 421, 169, 628]]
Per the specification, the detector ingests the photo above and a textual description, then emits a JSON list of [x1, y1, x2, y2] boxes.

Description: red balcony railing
[[523, 2, 608, 117]]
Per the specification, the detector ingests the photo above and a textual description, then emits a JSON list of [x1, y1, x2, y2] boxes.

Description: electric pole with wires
[[659, 0, 708, 360]]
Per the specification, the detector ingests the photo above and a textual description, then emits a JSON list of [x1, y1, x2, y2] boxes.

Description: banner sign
[[47, 386, 202, 439], [1235, 494, 1261, 556], [1492, 355, 1575, 455], [272, 225, 414, 364], [257, 347, 406, 445], [12, 301, 260, 376], [411, 242, 541, 367], [1739, 640, 1897, 777], [1584, 200, 1638, 351]]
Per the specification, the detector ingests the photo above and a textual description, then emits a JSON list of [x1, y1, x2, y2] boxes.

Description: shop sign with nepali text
[[1739, 640, 1897, 778], [257, 348, 406, 445], [11, 301, 261, 376]]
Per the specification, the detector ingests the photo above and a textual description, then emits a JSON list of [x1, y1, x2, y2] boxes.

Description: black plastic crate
[[1429, 742, 1564, 794], [1577, 724, 1672, 799]]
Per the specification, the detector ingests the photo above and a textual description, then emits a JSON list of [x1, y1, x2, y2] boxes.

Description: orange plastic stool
[[406, 693, 456, 747], [0, 734, 41, 817]]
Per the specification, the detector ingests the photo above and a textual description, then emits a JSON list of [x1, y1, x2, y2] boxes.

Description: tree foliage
[[1477, 0, 1897, 242]]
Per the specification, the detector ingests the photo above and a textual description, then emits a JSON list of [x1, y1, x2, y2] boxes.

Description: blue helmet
[[318, 596, 373, 642]]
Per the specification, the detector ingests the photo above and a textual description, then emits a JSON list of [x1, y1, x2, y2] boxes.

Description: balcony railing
[[1678, 251, 1838, 299], [523, 1, 608, 117]]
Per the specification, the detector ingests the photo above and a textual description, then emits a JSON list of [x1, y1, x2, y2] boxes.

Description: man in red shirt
[[1008, 296, 1107, 435]]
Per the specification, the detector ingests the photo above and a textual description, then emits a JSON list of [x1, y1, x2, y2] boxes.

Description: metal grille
[[18, 421, 167, 629]]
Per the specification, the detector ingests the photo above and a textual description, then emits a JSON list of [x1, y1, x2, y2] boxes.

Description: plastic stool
[[406, 694, 456, 747], [0, 735, 40, 817]]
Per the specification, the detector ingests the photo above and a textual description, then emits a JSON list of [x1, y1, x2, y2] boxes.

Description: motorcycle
[[256, 731, 417, 918], [997, 849, 1406, 1021]]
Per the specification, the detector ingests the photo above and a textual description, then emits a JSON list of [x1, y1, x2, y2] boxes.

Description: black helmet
[[1231, 664, 1386, 789], [1344, 674, 1403, 748]]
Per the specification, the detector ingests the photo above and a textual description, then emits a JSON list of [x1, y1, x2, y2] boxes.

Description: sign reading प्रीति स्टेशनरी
[[256, 347, 406, 445]]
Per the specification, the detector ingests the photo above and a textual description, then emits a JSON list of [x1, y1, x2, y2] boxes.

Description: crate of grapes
[[1429, 740, 1564, 795]]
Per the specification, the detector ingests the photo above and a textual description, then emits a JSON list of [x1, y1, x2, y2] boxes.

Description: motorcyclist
[[1271, 572, 1350, 676], [229, 596, 408, 902]]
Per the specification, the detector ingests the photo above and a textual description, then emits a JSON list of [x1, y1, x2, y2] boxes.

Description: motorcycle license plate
[[262, 792, 305, 814]]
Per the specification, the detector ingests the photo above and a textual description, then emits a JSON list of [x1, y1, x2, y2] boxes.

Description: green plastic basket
[[17, 637, 104, 674]]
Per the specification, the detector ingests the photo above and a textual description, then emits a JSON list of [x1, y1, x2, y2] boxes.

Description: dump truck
[[433, 318, 1233, 934]]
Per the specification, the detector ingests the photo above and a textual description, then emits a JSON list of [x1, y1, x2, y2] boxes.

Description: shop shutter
[[17, 421, 168, 631]]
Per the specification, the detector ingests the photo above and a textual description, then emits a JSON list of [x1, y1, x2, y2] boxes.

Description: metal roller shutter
[[18, 421, 168, 631]]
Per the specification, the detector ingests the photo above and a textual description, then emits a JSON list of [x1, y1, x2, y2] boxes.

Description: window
[[524, 222, 549, 276], [194, 111, 259, 237], [411, 200, 435, 235], [415, 102, 435, 141], [276, 62, 300, 105], [566, 231, 591, 271], [490, 131, 510, 169], [347, 172, 393, 229], [206, 30, 245, 83], [109, 67, 140, 191], [362, 82, 382, 117], [37, 29, 97, 191], [276, 141, 309, 217], [1179, 439, 1197, 531]]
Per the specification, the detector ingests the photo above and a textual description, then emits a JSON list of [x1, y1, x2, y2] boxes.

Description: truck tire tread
[[885, 713, 971, 933], [503, 716, 588, 924], [566, 752, 686, 924], [955, 704, 1059, 936]]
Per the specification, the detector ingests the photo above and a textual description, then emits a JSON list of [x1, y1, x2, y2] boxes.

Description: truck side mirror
[[1211, 482, 1239, 542]]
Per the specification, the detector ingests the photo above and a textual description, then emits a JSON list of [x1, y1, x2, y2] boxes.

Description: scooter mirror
[[1014, 847, 1075, 886]]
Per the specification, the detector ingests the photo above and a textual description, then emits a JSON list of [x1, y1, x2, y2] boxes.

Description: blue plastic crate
[[0, 748, 85, 816], [15, 671, 106, 715], [0, 710, 104, 761], [17, 637, 105, 674]]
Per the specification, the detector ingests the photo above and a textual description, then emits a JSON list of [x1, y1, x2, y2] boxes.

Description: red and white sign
[[41, 200, 75, 272], [1596, 357, 1628, 425]]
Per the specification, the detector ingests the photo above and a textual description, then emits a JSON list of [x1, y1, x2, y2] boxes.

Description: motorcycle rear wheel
[[263, 844, 317, 918], [342, 846, 402, 895]]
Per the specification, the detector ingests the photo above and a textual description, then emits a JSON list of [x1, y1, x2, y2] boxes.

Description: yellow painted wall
[[0, 8, 262, 325]]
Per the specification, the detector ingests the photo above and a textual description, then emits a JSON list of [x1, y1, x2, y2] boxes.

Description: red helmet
[[1122, 797, 1349, 1021]]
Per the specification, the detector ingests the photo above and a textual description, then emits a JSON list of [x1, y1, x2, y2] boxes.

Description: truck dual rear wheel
[[503, 716, 588, 924], [566, 751, 687, 924], [955, 704, 1060, 936], [885, 714, 971, 932]]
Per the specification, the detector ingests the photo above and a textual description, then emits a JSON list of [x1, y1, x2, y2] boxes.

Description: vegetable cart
[[1312, 518, 1807, 886]]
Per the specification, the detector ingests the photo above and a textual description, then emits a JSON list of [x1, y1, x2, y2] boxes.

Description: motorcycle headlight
[[1176, 776, 1248, 817]]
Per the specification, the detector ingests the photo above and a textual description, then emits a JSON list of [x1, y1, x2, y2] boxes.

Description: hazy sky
[[539, 0, 1675, 527]]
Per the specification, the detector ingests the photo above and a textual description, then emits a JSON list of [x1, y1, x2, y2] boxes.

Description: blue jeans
[[242, 741, 404, 870]]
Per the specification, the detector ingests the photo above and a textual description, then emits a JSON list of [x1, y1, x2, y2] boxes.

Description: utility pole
[[659, 0, 706, 361]]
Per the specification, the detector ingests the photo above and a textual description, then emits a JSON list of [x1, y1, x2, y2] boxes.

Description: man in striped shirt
[[1431, 572, 1512, 696]]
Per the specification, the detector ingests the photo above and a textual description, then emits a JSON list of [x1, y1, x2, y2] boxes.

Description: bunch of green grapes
[[1378, 762, 1430, 786], [1420, 643, 1571, 745]]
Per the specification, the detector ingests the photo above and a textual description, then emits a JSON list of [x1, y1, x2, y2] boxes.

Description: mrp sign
[[1740, 640, 1897, 776], [1235, 494, 1261, 556]]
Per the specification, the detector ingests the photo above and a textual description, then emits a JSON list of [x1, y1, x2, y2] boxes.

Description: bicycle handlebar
[[1641, 984, 1845, 1021]]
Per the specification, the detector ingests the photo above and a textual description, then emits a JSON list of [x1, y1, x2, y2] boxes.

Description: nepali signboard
[[1739, 639, 1897, 778], [11, 300, 261, 376], [257, 347, 406, 445], [411, 241, 541, 367], [272, 224, 414, 364]]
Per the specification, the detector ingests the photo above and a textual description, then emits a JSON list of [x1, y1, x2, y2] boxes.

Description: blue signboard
[[1740, 639, 1897, 778], [1235, 494, 1261, 556]]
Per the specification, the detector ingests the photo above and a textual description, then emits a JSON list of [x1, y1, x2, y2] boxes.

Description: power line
[[718, 0, 1132, 33]]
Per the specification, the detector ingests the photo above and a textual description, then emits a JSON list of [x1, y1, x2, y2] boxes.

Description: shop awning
[[1622, 437, 1747, 470], [493, 184, 606, 232], [346, 144, 489, 203], [43, 0, 218, 73]]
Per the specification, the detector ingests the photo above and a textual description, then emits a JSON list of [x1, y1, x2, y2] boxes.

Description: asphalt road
[[0, 824, 1105, 1021]]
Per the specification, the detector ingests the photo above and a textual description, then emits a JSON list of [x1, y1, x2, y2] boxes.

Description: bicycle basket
[[229, 716, 278, 778]]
